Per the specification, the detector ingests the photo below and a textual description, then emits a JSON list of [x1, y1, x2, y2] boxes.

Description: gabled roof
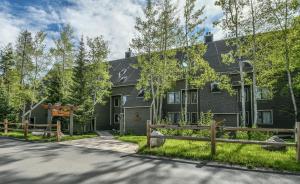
[[108, 39, 251, 87]]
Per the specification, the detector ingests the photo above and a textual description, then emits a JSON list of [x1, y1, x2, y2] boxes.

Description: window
[[167, 92, 180, 104], [211, 82, 221, 93], [137, 89, 145, 98], [168, 112, 180, 124], [258, 110, 273, 125], [191, 112, 198, 124], [119, 76, 127, 83], [240, 111, 250, 126], [181, 90, 190, 104], [119, 68, 127, 78], [114, 113, 119, 123], [256, 87, 272, 100], [239, 88, 249, 102], [114, 98, 120, 107], [190, 91, 197, 104], [182, 112, 190, 122]]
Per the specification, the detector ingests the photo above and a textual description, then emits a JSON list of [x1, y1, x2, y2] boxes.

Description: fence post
[[56, 120, 61, 142], [147, 120, 151, 148], [296, 122, 300, 163], [211, 120, 216, 156], [24, 120, 29, 140], [4, 119, 8, 134]]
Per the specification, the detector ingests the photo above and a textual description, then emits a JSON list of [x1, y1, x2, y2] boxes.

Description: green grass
[[117, 135, 300, 172], [0, 131, 98, 142]]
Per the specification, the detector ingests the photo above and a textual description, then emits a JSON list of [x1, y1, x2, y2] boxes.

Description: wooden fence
[[0, 119, 62, 142], [146, 120, 300, 162]]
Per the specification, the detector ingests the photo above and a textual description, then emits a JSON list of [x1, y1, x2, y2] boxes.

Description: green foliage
[[118, 136, 300, 171], [198, 111, 214, 125]]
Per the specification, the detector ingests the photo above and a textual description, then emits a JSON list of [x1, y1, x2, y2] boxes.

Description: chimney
[[204, 32, 213, 43], [125, 48, 132, 58]]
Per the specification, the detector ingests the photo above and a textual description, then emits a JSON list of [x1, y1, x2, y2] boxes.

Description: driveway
[[59, 131, 138, 154], [0, 137, 299, 184]]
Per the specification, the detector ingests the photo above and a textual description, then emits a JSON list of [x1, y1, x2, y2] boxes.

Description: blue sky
[[0, 0, 224, 60]]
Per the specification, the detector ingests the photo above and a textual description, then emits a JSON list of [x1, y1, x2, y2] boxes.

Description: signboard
[[51, 109, 71, 117]]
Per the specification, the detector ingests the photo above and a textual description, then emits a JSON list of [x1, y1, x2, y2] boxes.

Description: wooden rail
[[1, 119, 62, 142], [147, 121, 300, 162]]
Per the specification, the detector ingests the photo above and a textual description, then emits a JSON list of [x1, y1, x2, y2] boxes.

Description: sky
[[0, 0, 224, 60]]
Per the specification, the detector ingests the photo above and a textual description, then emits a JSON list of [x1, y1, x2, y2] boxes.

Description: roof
[[108, 39, 251, 87]]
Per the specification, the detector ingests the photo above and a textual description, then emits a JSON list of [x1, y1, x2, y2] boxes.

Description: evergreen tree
[[50, 25, 74, 103], [70, 36, 87, 106], [15, 30, 34, 122]]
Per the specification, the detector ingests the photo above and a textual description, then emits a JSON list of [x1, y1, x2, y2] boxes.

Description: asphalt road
[[0, 137, 299, 184]]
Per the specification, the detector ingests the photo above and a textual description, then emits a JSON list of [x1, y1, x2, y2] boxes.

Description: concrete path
[[0, 138, 300, 184], [60, 131, 138, 154]]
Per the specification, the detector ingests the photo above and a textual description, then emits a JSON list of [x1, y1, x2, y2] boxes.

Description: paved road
[[0, 137, 299, 184]]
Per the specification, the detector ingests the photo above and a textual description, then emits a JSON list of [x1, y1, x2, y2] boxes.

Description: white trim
[[114, 113, 119, 124], [109, 96, 112, 125], [257, 109, 273, 125], [167, 112, 181, 123], [167, 91, 181, 104], [122, 112, 125, 133], [190, 90, 198, 104], [114, 98, 120, 107], [123, 106, 151, 109], [191, 112, 198, 123]]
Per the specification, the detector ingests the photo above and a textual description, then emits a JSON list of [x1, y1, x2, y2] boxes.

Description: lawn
[[117, 135, 300, 172], [0, 131, 98, 142]]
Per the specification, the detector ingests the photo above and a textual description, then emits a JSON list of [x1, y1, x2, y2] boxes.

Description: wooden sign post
[[4, 119, 8, 134]]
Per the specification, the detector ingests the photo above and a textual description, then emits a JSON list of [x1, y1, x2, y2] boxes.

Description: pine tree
[[50, 25, 74, 103], [70, 36, 87, 106], [15, 30, 34, 122]]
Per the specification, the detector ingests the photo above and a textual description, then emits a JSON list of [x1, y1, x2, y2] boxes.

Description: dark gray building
[[93, 34, 295, 135], [31, 34, 295, 135]]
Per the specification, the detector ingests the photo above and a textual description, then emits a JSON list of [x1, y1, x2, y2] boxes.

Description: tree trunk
[[239, 60, 246, 127], [184, 73, 188, 123], [283, 0, 298, 124], [250, 0, 258, 126]]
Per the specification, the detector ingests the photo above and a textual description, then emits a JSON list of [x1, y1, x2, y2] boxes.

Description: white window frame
[[167, 92, 181, 104], [114, 113, 119, 123], [114, 98, 120, 107], [239, 111, 250, 125], [257, 110, 273, 125], [191, 112, 198, 124], [190, 91, 198, 104], [256, 87, 272, 100], [167, 112, 181, 124], [239, 88, 249, 102]]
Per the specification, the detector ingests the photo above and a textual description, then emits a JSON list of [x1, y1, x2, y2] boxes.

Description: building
[[31, 33, 295, 135]]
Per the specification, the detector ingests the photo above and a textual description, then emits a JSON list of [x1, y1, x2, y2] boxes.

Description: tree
[[87, 36, 111, 121], [51, 25, 74, 103], [28, 31, 47, 119], [156, 0, 181, 121], [15, 30, 34, 122], [131, 0, 161, 123], [176, 0, 233, 123], [259, 0, 299, 122], [70, 36, 87, 106], [215, 0, 247, 127]]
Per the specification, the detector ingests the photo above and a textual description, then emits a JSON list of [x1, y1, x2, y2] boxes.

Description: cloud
[[0, 0, 225, 59], [0, 11, 23, 48], [61, 0, 143, 60]]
